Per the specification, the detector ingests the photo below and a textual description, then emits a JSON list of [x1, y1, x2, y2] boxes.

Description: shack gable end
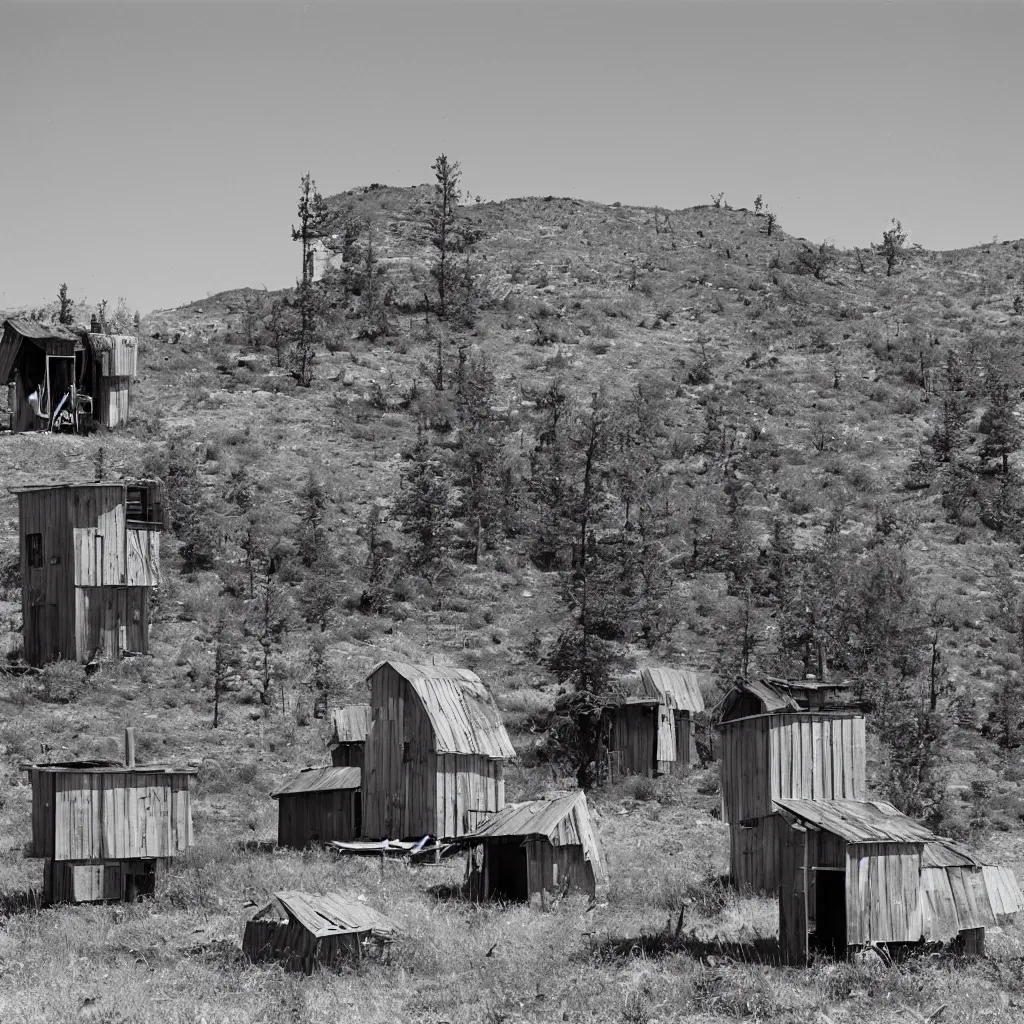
[[363, 661, 509, 839]]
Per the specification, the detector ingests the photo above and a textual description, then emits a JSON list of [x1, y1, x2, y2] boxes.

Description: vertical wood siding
[[720, 713, 866, 823], [277, 791, 360, 848], [363, 663, 506, 839], [605, 705, 657, 779], [331, 743, 365, 769], [28, 769, 192, 861], [779, 823, 809, 965], [20, 485, 157, 665], [729, 815, 781, 892], [845, 842, 923, 945]]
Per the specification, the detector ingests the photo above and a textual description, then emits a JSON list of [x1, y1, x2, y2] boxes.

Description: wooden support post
[[124, 727, 136, 768]]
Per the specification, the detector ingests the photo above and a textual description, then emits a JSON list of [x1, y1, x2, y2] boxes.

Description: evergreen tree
[[394, 428, 454, 570], [56, 283, 74, 325], [291, 172, 329, 285], [429, 154, 464, 319], [979, 382, 1021, 475], [357, 229, 397, 340], [207, 605, 241, 729]]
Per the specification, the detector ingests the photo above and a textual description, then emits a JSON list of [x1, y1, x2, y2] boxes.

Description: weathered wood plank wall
[[277, 790, 360, 848]]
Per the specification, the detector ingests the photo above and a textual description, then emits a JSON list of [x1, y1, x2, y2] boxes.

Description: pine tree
[[291, 172, 329, 285], [290, 173, 330, 385], [429, 154, 463, 319], [208, 606, 241, 729], [357, 229, 397, 341], [394, 428, 454, 570], [979, 382, 1021, 475], [56, 283, 74, 325]]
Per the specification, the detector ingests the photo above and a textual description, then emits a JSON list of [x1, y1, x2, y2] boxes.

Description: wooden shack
[[14, 479, 162, 666], [329, 704, 371, 768], [717, 679, 866, 892], [1, 318, 137, 433], [243, 891, 398, 973], [272, 766, 361, 848], [361, 660, 515, 841], [774, 798, 1022, 964], [22, 731, 195, 905], [462, 791, 607, 901], [603, 666, 705, 779]]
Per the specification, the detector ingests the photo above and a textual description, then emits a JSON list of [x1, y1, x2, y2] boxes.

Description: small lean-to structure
[[717, 678, 866, 893], [272, 766, 361, 848], [243, 891, 398, 973], [14, 479, 163, 666], [22, 729, 194, 905], [462, 791, 607, 902], [603, 666, 706, 779], [1, 317, 137, 433], [329, 705, 371, 768], [362, 660, 515, 841], [774, 798, 1022, 964]]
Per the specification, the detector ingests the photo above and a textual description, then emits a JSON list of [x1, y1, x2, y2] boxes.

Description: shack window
[[26, 533, 43, 568], [126, 485, 161, 526]]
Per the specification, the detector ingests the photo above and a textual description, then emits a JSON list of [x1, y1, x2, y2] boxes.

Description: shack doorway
[[813, 870, 847, 958], [488, 841, 529, 902]]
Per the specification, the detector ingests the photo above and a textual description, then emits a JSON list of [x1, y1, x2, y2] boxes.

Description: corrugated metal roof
[[271, 766, 361, 798], [377, 660, 515, 759], [330, 705, 371, 745], [465, 790, 607, 885], [776, 798, 935, 843], [256, 890, 398, 939], [638, 666, 705, 713]]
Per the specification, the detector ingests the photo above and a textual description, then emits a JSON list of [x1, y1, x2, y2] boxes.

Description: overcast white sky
[[2, 0, 1022, 314]]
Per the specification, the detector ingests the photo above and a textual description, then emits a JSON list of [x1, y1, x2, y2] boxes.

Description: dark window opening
[[27, 533, 43, 568], [126, 485, 161, 527]]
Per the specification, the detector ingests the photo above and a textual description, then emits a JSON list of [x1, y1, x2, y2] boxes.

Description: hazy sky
[[2, 0, 1022, 315]]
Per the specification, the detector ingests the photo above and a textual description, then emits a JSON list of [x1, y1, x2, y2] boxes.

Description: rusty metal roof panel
[[257, 890, 398, 938], [271, 766, 361, 798], [775, 798, 935, 843], [638, 667, 706, 713], [330, 705, 371, 745], [376, 660, 515, 759]]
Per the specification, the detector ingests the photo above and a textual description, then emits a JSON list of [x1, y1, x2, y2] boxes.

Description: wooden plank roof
[[377, 660, 515, 759], [22, 759, 197, 775], [638, 666, 705, 713], [982, 865, 1024, 917], [271, 766, 360, 798], [776, 798, 935, 843], [2, 318, 80, 342], [464, 790, 608, 885], [254, 891, 398, 939], [330, 705, 371, 745]]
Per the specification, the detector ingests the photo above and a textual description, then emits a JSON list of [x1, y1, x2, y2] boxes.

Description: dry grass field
[[2, 185, 1024, 1021]]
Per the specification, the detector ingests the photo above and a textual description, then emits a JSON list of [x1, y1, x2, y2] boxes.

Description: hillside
[[2, 186, 1024, 1022]]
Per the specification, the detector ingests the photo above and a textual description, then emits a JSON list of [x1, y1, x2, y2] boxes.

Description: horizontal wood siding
[[277, 790, 359, 848], [846, 842, 923, 945]]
